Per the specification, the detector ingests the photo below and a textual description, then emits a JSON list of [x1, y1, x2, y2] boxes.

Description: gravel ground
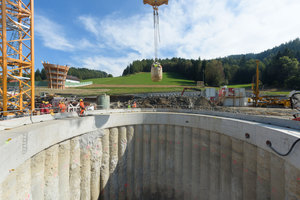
[[110, 95, 297, 120]]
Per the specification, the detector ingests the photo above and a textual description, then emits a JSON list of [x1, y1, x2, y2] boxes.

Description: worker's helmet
[[80, 99, 83, 101], [42, 101, 45, 103]]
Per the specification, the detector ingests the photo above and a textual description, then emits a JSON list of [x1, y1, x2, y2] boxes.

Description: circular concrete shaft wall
[[0, 111, 299, 200]]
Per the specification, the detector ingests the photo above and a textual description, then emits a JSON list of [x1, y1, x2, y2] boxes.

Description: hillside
[[35, 67, 111, 81], [122, 38, 300, 89], [84, 72, 195, 86], [226, 38, 300, 61]]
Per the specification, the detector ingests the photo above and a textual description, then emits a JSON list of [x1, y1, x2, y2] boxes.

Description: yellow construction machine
[[251, 60, 290, 108]]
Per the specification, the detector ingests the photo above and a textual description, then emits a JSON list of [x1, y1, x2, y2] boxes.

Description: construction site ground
[[35, 86, 297, 120], [110, 96, 296, 120]]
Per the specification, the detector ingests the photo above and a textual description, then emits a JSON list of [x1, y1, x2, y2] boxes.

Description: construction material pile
[[111, 96, 212, 109]]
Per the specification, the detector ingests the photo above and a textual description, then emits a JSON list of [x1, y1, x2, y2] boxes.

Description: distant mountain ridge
[[226, 38, 300, 61], [122, 38, 300, 89]]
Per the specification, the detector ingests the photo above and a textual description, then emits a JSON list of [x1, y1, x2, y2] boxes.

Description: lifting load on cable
[[151, 62, 163, 81], [143, 0, 168, 82]]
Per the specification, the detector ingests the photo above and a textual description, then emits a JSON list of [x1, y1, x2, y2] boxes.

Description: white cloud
[[37, 0, 300, 76], [35, 14, 75, 51], [78, 16, 100, 36], [74, 53, 141, 76], [35, 14, 96, 51], [74, 0, 300, 76]]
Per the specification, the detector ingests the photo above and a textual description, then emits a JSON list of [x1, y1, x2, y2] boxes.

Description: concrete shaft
[[1, 122, 300, 200]]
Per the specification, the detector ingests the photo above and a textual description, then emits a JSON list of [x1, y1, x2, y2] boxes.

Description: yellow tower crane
[[143, 0, 168, 82], [0, 0, 35, 117]]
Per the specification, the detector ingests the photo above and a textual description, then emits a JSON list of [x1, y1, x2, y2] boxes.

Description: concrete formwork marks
[[150, 125, 158, 197], [100, 130, 110, 200], [285, 162, 300, 200], [243, 142, 257, 200], [166, 125, 175, 199], [256, 148, 271, 200], [126, 126, 135, 200], [90, 138, 102, 200], [209, 131, 220, 200], [17, 159, 31, 200], [1, 121, 300, 200], [80, 136, 91, 200], [191, 127, 201, 200], [157, 124, 166, 199], [70, 137, 81, 200], [118, 127, 127, 200], [134, 125, 143, 199], [142, 125, 151, 196], [183, 127, 192, 200], [44, 145, 59, 200], [231, 138, 244, 200], [220, 134, 232, 200], [2, 167, 17, 199], [109, 128, 119, 200], [59, 141, 70, 200], [174, 126, 183, 199], [200, 129, 210, 200], [31, 151, 45, 200], [270, 153, 285, 200]]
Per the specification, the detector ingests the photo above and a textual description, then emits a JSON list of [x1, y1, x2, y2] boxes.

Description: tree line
[[35, 67, 112, 81], [122, 38, 300, 89]]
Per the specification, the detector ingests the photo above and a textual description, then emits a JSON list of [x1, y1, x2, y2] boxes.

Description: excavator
[[143, 0, 168, 82]]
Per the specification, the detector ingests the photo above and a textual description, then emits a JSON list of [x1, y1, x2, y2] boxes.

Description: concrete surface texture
[[0, 111, 300, 199]]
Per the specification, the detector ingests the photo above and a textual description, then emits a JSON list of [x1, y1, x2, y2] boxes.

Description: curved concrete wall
[[0, 111, 300, 200]]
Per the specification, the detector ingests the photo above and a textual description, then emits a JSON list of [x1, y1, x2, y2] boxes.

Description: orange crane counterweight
[[143, 0, 168, 7]]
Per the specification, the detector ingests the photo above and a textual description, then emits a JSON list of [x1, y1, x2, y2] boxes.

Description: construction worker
[[40, 101, 45, 114], [132, 101, 137, 108], [79, 99, 85, 116], [48, 101, 53, 114], [59, 101, 66, 113], [128, 100, 131, 108], [44, 101, 50, 114]]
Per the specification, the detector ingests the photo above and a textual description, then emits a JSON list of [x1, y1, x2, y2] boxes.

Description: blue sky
[[35, 0, 300, 76]]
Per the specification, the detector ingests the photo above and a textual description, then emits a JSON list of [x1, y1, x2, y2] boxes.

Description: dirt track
[[86, 84, 188, 88]]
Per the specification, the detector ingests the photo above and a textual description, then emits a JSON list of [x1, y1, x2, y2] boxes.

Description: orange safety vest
[[59, 103, 66, 113], [80, 101, 85, 109]]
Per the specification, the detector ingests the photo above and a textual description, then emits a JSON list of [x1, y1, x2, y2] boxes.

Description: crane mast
[[0, 0, 34, 116]]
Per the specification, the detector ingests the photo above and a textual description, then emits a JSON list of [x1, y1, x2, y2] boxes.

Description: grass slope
[[84, 72, 195, 86]]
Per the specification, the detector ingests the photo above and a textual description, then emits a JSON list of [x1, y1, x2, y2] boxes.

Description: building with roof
[[42, 62, 70, 89]]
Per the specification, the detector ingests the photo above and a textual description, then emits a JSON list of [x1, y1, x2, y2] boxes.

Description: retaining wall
[[0, 111, 299, 200]]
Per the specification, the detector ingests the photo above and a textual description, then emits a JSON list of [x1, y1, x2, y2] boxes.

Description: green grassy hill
[[84, 72, 195, 86]]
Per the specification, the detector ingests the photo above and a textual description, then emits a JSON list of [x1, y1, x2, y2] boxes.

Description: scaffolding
[[0, 0, 35, 115]]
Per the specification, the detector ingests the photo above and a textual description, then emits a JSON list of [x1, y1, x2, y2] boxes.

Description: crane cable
[[153, 6, 160, 62]]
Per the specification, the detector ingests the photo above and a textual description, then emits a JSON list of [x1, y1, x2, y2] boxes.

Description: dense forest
[[35, 67, 112, 81], [122, 38, 300, 89]]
